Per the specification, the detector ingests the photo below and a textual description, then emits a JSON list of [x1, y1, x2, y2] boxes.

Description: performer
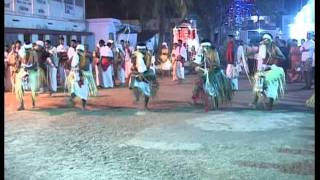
[[124, 41, 132, 84], [45, 40, 59, 94], [56, 36, 69, 87], [250, 33, 286, 110], [115, 43, 126, 86], [159, 42, 171, 77], [66, 44, 90, 110], [36, 41, 50, 93], [192, 40, 233, 112], [172, 40, 187, 82], [99, 40, 114, 88], [15, 43, 38, 110], [129, 43, 159, 110], [7, 44, 19, 93], [225, 34, 239, 91]]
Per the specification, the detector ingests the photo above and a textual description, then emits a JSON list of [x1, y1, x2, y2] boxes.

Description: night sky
[[85, 0, 309, 19]]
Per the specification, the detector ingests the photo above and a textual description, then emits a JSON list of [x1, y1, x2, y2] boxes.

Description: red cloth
[[226, 40, 234, 64], [101, 57, 112, 71]]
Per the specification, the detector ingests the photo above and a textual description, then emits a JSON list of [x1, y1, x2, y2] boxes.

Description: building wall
[[5, 0, 86, 32], [4, 0, 88, 45]]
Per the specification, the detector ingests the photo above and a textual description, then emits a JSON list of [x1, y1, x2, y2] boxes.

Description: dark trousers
[[304, 71, 312, 88]]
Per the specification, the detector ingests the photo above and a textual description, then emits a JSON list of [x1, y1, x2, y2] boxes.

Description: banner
[[15, 0, 32, 14]]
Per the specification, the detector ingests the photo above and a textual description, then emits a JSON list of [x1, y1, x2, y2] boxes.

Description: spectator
[[288, 39, 302, 83]]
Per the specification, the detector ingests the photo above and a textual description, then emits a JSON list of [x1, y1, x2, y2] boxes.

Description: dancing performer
[[192, 40, 233, 112], [15, 43, 37, 110], [129, 43, 159, 110], [66, 44, 90, 110], [250, 33, 286, 110]]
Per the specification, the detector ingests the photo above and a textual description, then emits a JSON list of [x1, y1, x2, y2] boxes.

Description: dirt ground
[[5, 75, 314, 179]]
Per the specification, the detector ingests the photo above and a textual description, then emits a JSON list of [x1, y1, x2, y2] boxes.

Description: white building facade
[[4, 0, 92, 46]]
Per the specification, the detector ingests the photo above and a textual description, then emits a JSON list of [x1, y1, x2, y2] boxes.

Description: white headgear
[[200, 42, 211, 47], [137, 45, 147, 50], [262, 34, 272, 41], [162, 42, 168, 47], [108, 40, 114, 44], [36, 40, 44, 47], [76, 44, 85, 51]]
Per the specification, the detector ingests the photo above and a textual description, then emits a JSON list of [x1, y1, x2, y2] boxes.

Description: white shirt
[[67, 47, 76, 60], [257, 44, 266, 71], [173, 46, 188, 60], [48, 46, 59, 67], [71, 53, 80, 68], [300, 39, 315, 61], [237, 45, 245, 64], [100, 46, 113, 57], [57, 44, 69, 53]]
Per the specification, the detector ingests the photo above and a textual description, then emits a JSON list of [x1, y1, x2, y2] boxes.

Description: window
[[75, 0, 83, 7], [38, 34, 44, 41], [23, 33, 31, 43], [66, 35, 71, 46]]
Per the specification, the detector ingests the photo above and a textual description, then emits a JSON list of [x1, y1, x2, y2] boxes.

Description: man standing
[[56, 36, 69, 88], [300, 31, 315, 90], [7, 44, 19, 93], [115, 42, 126, 86], [100, 40, 114, 88], [225, 34, 238, 90], [172, 39, 187, 82], [45, 40, 59, 94]]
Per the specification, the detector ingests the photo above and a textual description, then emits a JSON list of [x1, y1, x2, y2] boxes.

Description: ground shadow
[[233, 160, 314, 176]]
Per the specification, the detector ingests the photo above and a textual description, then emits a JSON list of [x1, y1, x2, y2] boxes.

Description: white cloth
[[67, 47, 76, 60], [257, 44, 266, 71], [124, 49, 132, 78], [312, 52, 315, 67], [100, 46, 114, 57], [300, 39, 315, 62], [133, 80, 151, 97], [49, 66, 57, 92], [95, 63, 103, 86], [176, 61, 184, 79], [71, 53, 80, 69], [101, 65, 114, 88], [161, 60, 171, 70], [57, 44, 69, 53], [135, 52, 147, 73], [69, 71, 89, 100], [237, 45, 245, 67], [117, 65, 126, 83]]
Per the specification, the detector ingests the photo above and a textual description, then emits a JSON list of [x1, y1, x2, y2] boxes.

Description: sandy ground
[[5, 75, 314, 180]]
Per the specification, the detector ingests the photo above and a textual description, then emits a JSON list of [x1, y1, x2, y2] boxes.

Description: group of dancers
[[12, 32, 289, 112]]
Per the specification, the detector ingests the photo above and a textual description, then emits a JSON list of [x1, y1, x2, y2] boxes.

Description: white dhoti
[[68, 71, 89, 100], [161, 60, 171, 71], [176, 61, 184, 79], [102, 66, 114, 88], [226, 64, 239, 90], [58, 66, 65, 86], [49, 66, 58, 92], [125, 60, 132, 79], [95, 64, 103, 86], [118, 66, 126, 84]]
